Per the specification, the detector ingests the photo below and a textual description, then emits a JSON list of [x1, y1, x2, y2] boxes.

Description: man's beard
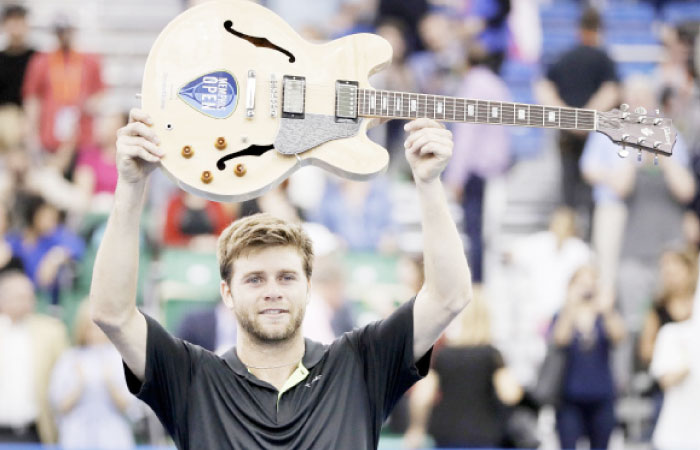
[[234, 303, 305, 343]]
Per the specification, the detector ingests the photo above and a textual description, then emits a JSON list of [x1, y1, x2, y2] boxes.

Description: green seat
[[158, 248, 221, 331]]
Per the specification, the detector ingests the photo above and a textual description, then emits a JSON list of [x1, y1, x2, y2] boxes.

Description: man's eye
[[282, 274, 296, 281], [247, 276, 262, 283]]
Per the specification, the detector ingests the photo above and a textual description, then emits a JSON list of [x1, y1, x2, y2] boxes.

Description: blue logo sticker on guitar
[[178, 71, 238, 119]]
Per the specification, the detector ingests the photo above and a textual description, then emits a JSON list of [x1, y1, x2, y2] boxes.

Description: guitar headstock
[[597, 104, 676, 156]]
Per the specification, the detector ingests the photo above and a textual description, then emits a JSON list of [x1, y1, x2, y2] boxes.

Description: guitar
[[141, 0, 676, 203]]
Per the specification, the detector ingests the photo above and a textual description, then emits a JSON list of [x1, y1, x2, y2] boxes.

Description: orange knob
[[201, 171, 213, 183], [181, 146, 193, 158], [215, 137, 227, 150], [234, 163, 247, 177]]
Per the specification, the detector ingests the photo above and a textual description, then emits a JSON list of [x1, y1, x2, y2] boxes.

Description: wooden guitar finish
[[142, 0, 676, 202]]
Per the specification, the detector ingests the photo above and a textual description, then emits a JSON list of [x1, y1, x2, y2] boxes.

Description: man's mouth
[[260, 309, 288, 315]]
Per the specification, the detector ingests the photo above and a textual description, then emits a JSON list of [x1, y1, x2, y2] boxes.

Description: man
[[0, 4, 34, 154], [0, 270, 68, 444], [536, 7, 619, 237], [90, 109, 471, 448], [22, 13, 104, 158]]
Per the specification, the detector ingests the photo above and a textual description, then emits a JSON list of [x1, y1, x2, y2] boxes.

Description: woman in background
[[552, 265, 626, 449], [49, 301, 135, 449], [404, 288, 523, 448]]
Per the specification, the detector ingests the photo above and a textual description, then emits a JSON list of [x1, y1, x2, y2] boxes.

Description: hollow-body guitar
[[142, 0, 676, 202]]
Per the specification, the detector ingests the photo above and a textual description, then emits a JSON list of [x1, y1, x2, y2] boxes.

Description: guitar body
[[142, 0, 392, 202]]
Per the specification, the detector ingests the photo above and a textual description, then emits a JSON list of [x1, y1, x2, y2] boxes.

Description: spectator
[[551, 264, 626, 450], [615, 77, 695, 336], [310, 177, 395, 252], [303, 253, 355, 344], [163, 191, 232, 250], [177, 303, 238, 355], [639, 249, 697, 369], [404, 288, 523, 448], [536, 7, 620, 236], [373, 18, 419, 178], [0, 201, 23, 273], [73, 113, 125, 213], [377, 0, 429, 53], [444, 43, 511, 284], [22, 13, 104, 160], [5, 195, 85, 302], [506, 207, 591, 338], [0, 4, 34, 155], [49, 301, 135, 449], [409, 9, 464, 96], [637, 249, 696, 438], [649, 261, 700, 450], [458, 0, 511, 73], [0, 270, 68, 444]]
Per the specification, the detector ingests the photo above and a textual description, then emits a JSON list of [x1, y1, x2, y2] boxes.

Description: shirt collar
[[223, 338, 326, 377]]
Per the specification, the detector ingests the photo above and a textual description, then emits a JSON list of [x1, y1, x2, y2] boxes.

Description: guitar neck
[[357, 89, 597, 132]]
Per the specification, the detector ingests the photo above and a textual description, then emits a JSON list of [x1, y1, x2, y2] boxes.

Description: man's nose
[[263, 282, 283, 301]]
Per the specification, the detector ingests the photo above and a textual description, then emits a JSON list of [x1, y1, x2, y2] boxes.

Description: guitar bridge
[[282, 75, 305, 119], [335, 80, 358, 123]]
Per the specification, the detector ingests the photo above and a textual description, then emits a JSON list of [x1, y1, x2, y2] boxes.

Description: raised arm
[[90, 109, 164, 381], [404, 119, 472, 361]]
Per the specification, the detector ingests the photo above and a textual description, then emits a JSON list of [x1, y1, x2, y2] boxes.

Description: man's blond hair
[[217, 213, 314, 283]]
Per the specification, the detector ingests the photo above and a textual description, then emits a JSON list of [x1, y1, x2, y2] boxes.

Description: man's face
[[221, 246, 310, 343], [2, 16, 28, 45], [0, 274, 36, 322]]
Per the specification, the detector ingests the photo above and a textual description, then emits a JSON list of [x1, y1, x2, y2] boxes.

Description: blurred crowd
[[1, 0, 700, 448]]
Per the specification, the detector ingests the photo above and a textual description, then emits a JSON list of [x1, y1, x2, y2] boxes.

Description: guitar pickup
[[335, 80, 358, 123], [282, 75, 305, 119]]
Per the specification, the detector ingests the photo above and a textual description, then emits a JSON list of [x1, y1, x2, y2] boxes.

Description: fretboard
[[357, 89, 596, 131]]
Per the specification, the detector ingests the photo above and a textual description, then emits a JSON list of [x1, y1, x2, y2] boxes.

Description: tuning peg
[[654, 154, 659, 166], [655, 109, 660, 115], [653, 118, 662, 125], [637, 137, 647, 145], [637, 116, 647, 123], [635, 107, 647, 115], [654, 141, 662, 149], [622, 134, 630, 142], [637, 149, 643, 162], [620, 104, 630, 112], [617, 147, 629, 158]]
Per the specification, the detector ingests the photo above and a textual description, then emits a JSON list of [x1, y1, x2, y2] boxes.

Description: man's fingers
[[122, 145, 161, 164], [120, 135, 165, 157], [119, 121, 161, 144], [128, 108, 153, 126], [404, 118, 446, 132], [405, 131, 453, 153]]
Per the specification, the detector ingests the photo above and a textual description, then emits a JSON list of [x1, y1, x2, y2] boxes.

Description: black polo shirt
[[124, 298, 431, 449]]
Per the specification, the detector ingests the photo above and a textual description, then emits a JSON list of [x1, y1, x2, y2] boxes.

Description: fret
[[476, 100, 488, 123], [422, 94, 428, 118], [436, 96, 444, 119], [544, 106, 559, 128], [488, 101, 502, 124], [515, 104, 528, 125], [396, 92, 402, 115], [577, 110, 596, 130], [452, 97, 456, 121], [560, 108, 576, 129], [409, 94, 417, 117], [502, 102, 515, 125], [426, 95, 436, 119], [529, 105, 544, 127], [381, 92, 388, 113]]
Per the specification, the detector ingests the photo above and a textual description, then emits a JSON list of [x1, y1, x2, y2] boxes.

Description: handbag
[[533, 343, 567, 407]]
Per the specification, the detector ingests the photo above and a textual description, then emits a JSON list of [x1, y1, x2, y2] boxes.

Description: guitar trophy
[[141, 0, 677, 202]]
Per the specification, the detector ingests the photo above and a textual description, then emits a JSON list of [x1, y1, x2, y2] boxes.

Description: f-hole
[[223, 21, 296, 63], [216, 145, 274, 170]]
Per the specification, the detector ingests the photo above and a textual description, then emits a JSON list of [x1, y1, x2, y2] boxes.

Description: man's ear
[[220, 280, 234, 308]]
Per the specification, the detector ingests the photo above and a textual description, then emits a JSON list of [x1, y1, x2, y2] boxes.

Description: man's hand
[[116, 109, 164, 184], [404, 119, 453, 185]]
